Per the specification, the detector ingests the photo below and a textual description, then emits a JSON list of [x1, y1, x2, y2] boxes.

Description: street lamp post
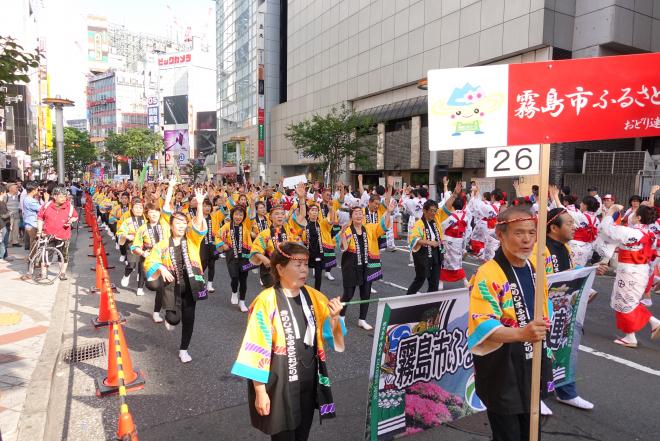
[[43, 97, 75, 184]]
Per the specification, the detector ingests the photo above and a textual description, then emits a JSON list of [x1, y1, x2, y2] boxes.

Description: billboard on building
[[163, 95, 188, 125], [196, 111, 217, 131], [196, 131, 217, 157], [87, 16, 109, 72], [164, 129, 190, 165]]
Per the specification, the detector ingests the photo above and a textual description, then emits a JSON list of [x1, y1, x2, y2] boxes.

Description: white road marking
[[379, 280, 409, 291], [463, 261, 480, 267], [579, 344, 660, 377]]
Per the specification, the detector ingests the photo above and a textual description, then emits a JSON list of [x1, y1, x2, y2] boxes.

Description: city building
[[0, 0, 46, 180], [263, 0, 660, 198], [215, 0, 284, 181], [87, 70, 150, 141], [158, 45, 217, 168], [66, 118, 88, 132]]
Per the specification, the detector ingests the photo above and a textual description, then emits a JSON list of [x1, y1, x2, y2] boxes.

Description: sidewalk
[[0, 246, 65, 441]]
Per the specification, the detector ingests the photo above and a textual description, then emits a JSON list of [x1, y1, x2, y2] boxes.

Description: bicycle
[[25, 234, 65, 284]]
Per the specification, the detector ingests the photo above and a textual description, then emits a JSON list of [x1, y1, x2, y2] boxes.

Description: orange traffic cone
[[95, 322, 145, 396], [117, 407, 139, 440], [92, 273, 125, 328]]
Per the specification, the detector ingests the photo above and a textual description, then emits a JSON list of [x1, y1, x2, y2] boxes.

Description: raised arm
[[295, 182, 307, 226], [192, 187, 207, 232], [163, 176, 176, 212], [443, 182, 463, 211]]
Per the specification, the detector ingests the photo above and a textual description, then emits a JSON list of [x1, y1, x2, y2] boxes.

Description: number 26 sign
[[485, 144, 540, 178]]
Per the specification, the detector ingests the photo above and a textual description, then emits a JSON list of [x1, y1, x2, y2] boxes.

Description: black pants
[[487, 411, 539, 441], [179, 290, 196, 350], [340, 283, 371, 320], [124, 254, 145, 288], [309, 258, 323, 291], [154, 286, 164, 313], [109, 222, 117, 235], [407, 256, 441, 295], [120, 242, 127, 258], [270, 379, 316, 441], [231, 271, 249, 300], [201, 248, 216, 282]]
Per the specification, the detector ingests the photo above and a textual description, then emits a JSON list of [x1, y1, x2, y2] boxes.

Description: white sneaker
[[408, 263, 415, 267], [207, 281, 215, 293], [556, 396, 594, 410], [325, 272, 335, 281], [164, 321, 175, 331], [178, 350, 192, 363], [152, 312, 163, 323], [252, 269, 258, 274], [115, 243, 119, 250], [371, 287, 377, 294], [119, 255, 125, 263], [231, 292, 239, 305], [239, 300, 248, 312], [540, 400, 553, 416], [220, 253, 226, 259], [641, 298, 653, 307], [136, 288, 144, 296], [259, 279, 264, 287], [358, 319, 373, 331], [120, 275, 130, 287]]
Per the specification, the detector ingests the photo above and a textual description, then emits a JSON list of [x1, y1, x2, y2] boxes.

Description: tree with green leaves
[[122, 128, 163, 166], [0, 36, 42, 104], [285, 104, 375, 186], [51, 127, 97, 181], [103, 131, 127, 161]]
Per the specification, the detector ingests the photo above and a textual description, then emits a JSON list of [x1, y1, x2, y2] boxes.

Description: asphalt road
[[58, 238, 660, 441]]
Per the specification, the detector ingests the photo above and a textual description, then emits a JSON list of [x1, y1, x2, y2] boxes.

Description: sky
[[42, 0, 216, 120]]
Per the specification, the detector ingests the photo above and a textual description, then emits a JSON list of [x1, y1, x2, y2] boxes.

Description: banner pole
[[530, 143, 551, 441]]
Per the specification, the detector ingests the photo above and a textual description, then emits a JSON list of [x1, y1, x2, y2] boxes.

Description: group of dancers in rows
[[89, 176, 660, 441]]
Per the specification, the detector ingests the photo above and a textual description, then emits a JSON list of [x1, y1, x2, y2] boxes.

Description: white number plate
[[485, 145, 540, 177]]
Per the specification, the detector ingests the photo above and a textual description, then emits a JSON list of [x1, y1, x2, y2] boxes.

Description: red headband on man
[[496, 215, 537, 226]]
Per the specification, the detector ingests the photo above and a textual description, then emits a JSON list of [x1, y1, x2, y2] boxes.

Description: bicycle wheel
[[36, 247, 64, 285]]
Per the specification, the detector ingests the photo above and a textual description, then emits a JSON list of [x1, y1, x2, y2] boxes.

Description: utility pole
[[43, 97, 74, 184]]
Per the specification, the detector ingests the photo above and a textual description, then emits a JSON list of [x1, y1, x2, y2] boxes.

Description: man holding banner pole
[[467, 203, 553, 441]]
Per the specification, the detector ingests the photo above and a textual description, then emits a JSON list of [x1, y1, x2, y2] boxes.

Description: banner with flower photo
[[546, 266, 596, 388], [365, 289, 484, 440]]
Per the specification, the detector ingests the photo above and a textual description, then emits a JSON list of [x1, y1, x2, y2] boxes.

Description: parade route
[[42, 234, 660, 441]]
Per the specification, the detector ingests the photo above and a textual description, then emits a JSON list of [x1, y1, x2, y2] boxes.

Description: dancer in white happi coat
[[469, 183, 505, 262], [600, 203, 660, 347], [593, 194, 619, 264], [402, 187, 426, 266], [467, 187, 488, 259], [439, 195, 471, 290], [561, 195, 600, 267]]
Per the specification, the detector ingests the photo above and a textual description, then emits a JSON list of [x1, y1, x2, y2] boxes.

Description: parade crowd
[[75, 175, 660, 441]]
